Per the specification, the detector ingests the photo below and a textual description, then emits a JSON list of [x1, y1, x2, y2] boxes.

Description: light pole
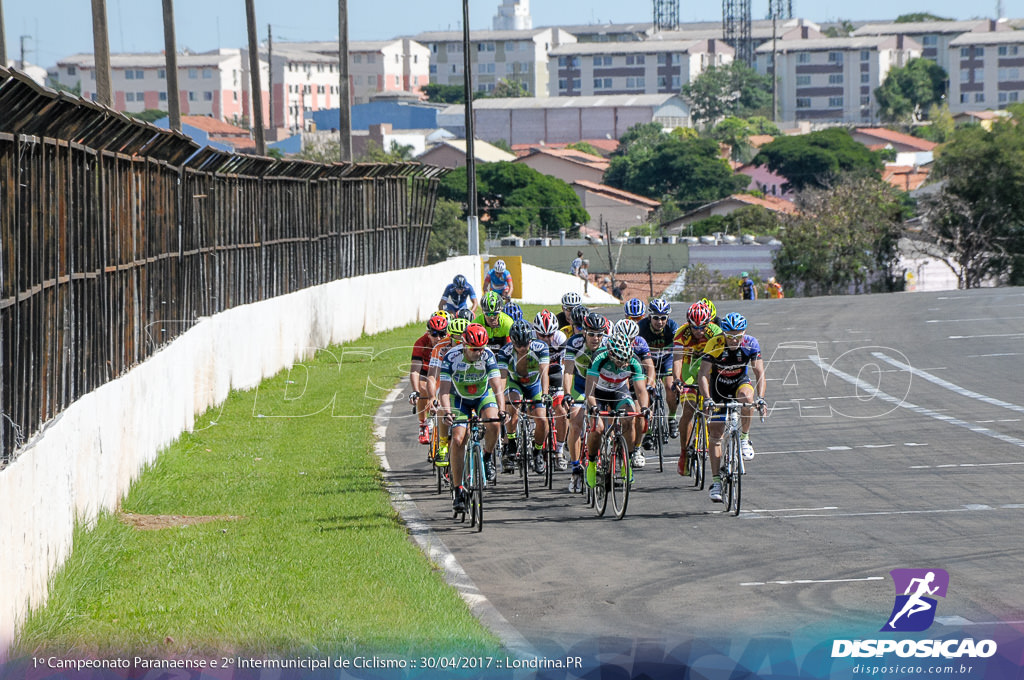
[[462, 0, 479, 256]]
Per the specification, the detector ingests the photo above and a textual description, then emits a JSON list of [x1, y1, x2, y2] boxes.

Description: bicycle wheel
[[472, 442, 485, 531], [544, 415, 555, 490], [594, 443, 609, 517], [696, 414, 709, 490], [652, 411, 664, 474], [610, 434, 631, 520], [724, 432, 738, 512], [518, 415, 531, 498]]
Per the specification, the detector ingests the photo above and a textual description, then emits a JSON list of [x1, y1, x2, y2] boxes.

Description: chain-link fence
[[0, 66, 445, 467]]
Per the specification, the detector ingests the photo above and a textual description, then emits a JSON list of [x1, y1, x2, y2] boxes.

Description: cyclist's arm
[[505, 274, 514, 298], [563, 358, 576, 391], [438, 379, 452, 413], [641, 356, 656, 388], [697, 361, 712, 400], [410, 359, 425, 393], [633, 378, 650, 409], [540, 360, 550, 395], [488, 376, 506, 413], [584, 373, 598, 409], [751, 357, 766, 400]]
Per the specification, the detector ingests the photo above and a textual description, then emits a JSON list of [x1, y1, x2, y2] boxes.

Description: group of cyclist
[[409, 270, 767, 513]]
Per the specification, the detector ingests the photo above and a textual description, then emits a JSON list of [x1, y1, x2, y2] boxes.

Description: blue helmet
[[624, 298, 646, 319], [503, 302, 524, 322], [719, 312, 748, 332], [648, 298, 671, 316], [453, 274, 468, 288]]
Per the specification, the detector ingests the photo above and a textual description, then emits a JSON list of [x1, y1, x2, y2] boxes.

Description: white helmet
[[561, 291, 582, 307], [494, 259, 506, 273], [612, 318, 640, 341]]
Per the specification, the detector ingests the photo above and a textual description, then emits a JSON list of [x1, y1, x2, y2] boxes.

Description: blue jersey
[[486, 268, 513, 293], [440, 282, 477, 312], [632, 336, 652, 362], [638, 317, 678, 375]]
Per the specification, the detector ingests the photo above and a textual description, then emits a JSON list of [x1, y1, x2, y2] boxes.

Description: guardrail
[[0, 66, 446, 467]]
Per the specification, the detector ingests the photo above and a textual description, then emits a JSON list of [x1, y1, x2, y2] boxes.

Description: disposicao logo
[[831, 569, 998, 659]]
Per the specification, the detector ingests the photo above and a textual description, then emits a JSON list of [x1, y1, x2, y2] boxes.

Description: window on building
[[318, 85, 325, 93], [429, 64, 437, 74], [506, 41, 517, 51], [188, 68, 197, 78], [657, 54, 667, 65], [126, 92, 135, 101], [572, 78, 581, 89], [829, 74, 843, 84], [961, 69, 970, 82], [201, 68, 211, 79], [1011, 92, 1020, 102], [861, 95, 870, 105], [157, 68, 165, 79], [960, 47, 970, 58], [975, 92, 985, 102], [67, 66, 76, 75], [828, 52, 843, 64], [593, 56, 612, 66], [159, 92, 167, 101], [860, 50, 870, 60], [188, 91, 196, 101], [203, 91, 213, 101], [828, 96, 843, 107], [559, 78, 568, 90], [90, 71, 95, 80], [657, 75, 667, 88], [796, 97, 811, 108], [1011, 68, 1020, 80], [570, 57, 580, 68], [974, 68, 984, 81], [1000, 91, 1008, 103], [797, 53, 810, 64], [796, 74, 811, 86], [922, 35, 937, 47], [671, 75, 681, 89], [626, 76, 645, 88], [625, 55, 645, 65], [975, 47, 984, 57], [594, 77, 612, 89], [367, 54, 375, 63]]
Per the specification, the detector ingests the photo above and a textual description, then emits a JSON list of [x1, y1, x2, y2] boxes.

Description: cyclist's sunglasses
[[650, 315, 669, 321], [484, 312, 499, 317], [584, 331, 604, 339], [725, 331, 745, 339], [428, 330, 447, 337]]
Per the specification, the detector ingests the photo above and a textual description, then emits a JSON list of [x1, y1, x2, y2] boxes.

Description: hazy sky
[[2, 0, 1017, 67]]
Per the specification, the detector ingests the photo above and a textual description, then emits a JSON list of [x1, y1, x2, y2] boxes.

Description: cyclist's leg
[[735, 380, 757, 459], [617, 396, 640, 452]]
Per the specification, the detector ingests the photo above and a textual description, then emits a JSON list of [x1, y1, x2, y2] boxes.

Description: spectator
[[569, 251, 584, 276], [612, 280, 628, 301], [599, 276, 612, 293], [740, 271, 758, 300], [579, 259, 590, 294], [766, 276, 784, 299]]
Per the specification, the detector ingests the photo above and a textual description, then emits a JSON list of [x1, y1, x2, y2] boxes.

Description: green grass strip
[[13, 309, 574, 659]]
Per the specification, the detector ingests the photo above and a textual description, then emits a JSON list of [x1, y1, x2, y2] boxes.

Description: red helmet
[[687, 301, 713, 328], [463, 323, 489, 348], [427, 314, 449, 333], [534, 310, 559, 336], [602, 317, 613, 335]]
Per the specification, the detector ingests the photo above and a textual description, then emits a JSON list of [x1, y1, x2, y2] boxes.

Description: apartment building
[[548, 39, 732, 96], [756, 36, 921, 124], [52, 49, 256, 122], [414, 28, 575, 96], [852, 19, 1009, 74], [948, 31, 1024, 112]]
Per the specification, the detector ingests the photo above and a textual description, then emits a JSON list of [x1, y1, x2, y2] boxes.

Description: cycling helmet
[[607, 333, 633, 361], [687, 301, 713, 328], [699, 297, 718, 321], [504, 302, 524, 322], [510, 319, 535, 347], [453, 274, 468, 288], [624, 297, 646, 319], [612, 318, 640, 340], [494, 259, 507, 273], [434, 310, 452, 323], [482, 290, 502, 314], [534, 310, 560, 336], [570, 304, 590, 329], [649, 298, 671, 316], [602, 317, 613, 335], [719, 312, 748, 333], [463, 323, 489, 348], [427, 314, 449, 333], [455, 308, 475, 321], [582, 312, 606, 334], [561, 291, 582, 308], [448, 318, 470, 336], [741, 271, 750, 278]]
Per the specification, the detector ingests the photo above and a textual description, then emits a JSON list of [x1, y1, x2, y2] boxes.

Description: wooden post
[[337, 0, 352, 161], [161, 0, 181, 131], [244, 0, 266, 155], [90, 0, 112, 107], [648, 255, 654, 298]]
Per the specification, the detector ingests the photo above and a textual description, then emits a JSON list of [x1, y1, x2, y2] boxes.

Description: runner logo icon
[[881, 568, 949, 632]]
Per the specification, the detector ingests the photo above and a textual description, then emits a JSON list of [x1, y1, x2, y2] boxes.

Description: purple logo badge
[[881, 569, 949, 632]]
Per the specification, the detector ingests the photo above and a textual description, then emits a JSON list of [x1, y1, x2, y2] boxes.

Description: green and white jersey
[[439, 345, 501, 400]]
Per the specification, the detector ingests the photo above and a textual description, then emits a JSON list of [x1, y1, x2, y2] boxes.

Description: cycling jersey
[[638, 317, 679, 376], [473, 311, 514, 349], [700, 334, 761, 385], [439, 282, 477, 312], [428, 337, 457, 372], [556, 310, 570, 328], [485, 268, 513, 294], [587, 349, 645, 397], [440, 345, 501, 404], [673, 322, 722, 385], [411, 333, 438, 377], [496, 340, 550, 389], [542, 329, 568, 376], [632, 336, 652, 363], [564, 333, 604, 401]]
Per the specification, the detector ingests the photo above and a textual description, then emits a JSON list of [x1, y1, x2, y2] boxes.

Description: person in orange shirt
[[766, 277, 784, 299]]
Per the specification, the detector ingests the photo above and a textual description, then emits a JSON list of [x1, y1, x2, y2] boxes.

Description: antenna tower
[[653, 0, 679, 32], [768, 0, 794, 19], [723, 0, 753, 65]]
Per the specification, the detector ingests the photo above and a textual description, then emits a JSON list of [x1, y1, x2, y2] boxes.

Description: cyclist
[[438, 323, 506, 514], [426, 317, 471, 466], [700, 297, 719, 325], [535, 310, 570, 470], [740, 272, 758, 300], [474, 290, 515, 350], [557, 291, 582, 328], [671, 301, 722, 475], [563, 302, 588, 339], [410, 314, 450, 445], [454, 308, 475, 322], [438, 274, 478, 316], [497, 320, 551, 476], [623, 297, 646, 323], [697, 312, 766, 503], [504, 301, 524, 322], [613, 318, 656, 468], [637, 297, 681, 439], [583, 333, 650, 489], [563, 312, 607, 492], [484, 259, 514, 301]]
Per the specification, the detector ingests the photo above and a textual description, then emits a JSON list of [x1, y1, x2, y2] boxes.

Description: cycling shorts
[[451, 393, 499, 427], [506, 378, 544, 406]]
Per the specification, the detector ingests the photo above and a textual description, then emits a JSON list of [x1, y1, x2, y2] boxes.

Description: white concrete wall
[[0, 256, 482, 659], [517, 262, 618, 305]]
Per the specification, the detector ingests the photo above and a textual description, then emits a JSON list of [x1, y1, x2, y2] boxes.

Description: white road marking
[[746, 506, 840, 513], [910, 461, 1024, 470], [927, 316, 1024, 323], [741, 576, 885, 587], [757, 505, 1024, 520], [861, 444, 894, 448], [967, 353, 1023, 358], [872, 352, 1024, 414], [948, 333, 1024, 340], [754, 448, 827, 455], [827, 445, 852, 450], [808, 355, 1024, 449], [904, 442, 928, 446]]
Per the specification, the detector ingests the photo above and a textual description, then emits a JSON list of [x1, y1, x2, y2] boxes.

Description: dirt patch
[[117, 512, 243, 530]]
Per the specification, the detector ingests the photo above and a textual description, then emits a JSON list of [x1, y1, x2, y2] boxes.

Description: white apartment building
[[852, 19, 1009, 74], [948, 31, 1024, 112], [756, 36, 921, 124], [493, 0, 532, 31], [548, 39, 733, 97], [52, 49, 258, 123], [415, 28, 575, 96]]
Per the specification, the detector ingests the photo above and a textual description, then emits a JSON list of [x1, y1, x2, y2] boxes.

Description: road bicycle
[[452, 412, 504, 532], [541, 399, 559, 490], [586, 408, 639, 520], [427, 407, 450, 495], [683, 400, 709, 490], [647, 382, 669, 472], [507, 398, 534, 498], [708, 400, 765, 517]]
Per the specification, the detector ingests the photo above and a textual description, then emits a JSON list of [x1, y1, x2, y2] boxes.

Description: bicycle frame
[[589, 409, 640, 520]]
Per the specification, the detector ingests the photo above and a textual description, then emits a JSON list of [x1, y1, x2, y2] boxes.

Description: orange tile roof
[[729, 193, 799, 214], [182, 116, 251, 136], [881, 164, 931, 192], [523, 146, 610, 171], [572, 179, 661, 208], [854, 127, 937, 151], [511, 139, 620, 156], [748, 134, 775, 148]]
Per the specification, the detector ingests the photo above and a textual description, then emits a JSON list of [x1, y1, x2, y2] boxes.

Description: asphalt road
[[383, 288, 1024, 657]]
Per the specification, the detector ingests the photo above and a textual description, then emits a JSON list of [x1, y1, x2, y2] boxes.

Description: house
[[547, 39, 733, 97], [851, 128, 937, 153], [438, 94, 691, 146], [736, 163, 794, 199], [570, 180, 661, 236], [510, 139, 619, 157], [665, 193, 798, 231], [514, 146, 609, 184], [881, 164, 931, 192], [416, 138, 516, 168], [951, 109, 1011, 129]]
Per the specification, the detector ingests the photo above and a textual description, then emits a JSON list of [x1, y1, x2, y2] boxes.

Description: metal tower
[[768, 0, 793, 20], [723, 0, 753, 65], [653, 0, 679, 32]]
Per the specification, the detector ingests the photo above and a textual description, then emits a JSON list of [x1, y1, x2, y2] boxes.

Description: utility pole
[[91, 0, 112, 106], [337, 0, 352, 161], [603, 217, 617, 292], [161, 0, 181, 131], [0, 0, 7, 67], [19, 34, 29, 70], [771, 5, 778, 123], [462, 0, 479, 255], [244, 0, 266, 154], [267, 24, 274, 132]]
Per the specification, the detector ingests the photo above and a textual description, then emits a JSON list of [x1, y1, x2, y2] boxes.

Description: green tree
[[492, 78, 529, 98], [681, 62, 772, 127], [356, 139, 415, 163], [874, 58, 948, 123], [47, 78, 81, 96], [294, 139, 341, 163], [752, 127, 882, 192], [566, 141, 602, 156], [773, 176, 907, 296], [747, 116, 781, 135], [915, 103, 955, 143], [686, 204, 781, 238], [823, 19, 855, 37], [426, 198, 485, 264], [712, 116, 755, 162], [490, 138, 514, 153], [438, 162, 589, 237], [125, 109, 168, 123], [895, 12, 951, 22], [422, 83, 467, 104], [916, 110, 1024, 287]]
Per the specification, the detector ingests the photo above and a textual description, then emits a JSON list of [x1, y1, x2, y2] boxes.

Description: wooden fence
[[0, 67, 444, 466]]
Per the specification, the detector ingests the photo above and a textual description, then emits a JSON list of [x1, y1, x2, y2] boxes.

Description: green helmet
[[699, 297, 717, 321], [482, 290, 503, 314], [448, 318, 470, 336]]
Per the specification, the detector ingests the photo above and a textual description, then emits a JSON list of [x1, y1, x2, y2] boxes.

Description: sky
[[1, 0, 1018, 68]]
